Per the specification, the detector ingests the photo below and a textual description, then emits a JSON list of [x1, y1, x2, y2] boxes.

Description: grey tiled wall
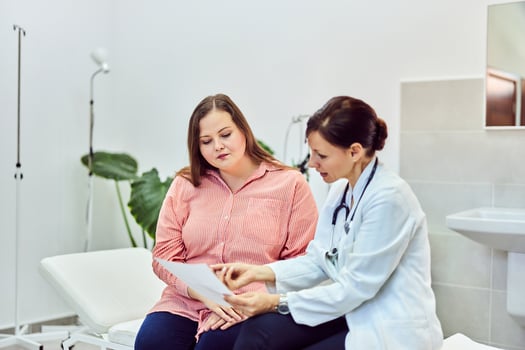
[[400, 78, 525, 350]]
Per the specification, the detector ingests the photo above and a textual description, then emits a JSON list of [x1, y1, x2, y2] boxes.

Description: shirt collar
[[205, 161, 280, 186]]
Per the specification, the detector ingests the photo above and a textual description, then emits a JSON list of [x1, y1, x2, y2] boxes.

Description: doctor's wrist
[[274, 293, 290, 315]]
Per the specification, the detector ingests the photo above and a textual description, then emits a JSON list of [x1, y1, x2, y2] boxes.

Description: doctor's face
[[307, 131, 352, 183], [199, 109, 247, 172]]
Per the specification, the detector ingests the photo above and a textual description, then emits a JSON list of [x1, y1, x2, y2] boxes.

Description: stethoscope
[[326, 157, 379, 264]]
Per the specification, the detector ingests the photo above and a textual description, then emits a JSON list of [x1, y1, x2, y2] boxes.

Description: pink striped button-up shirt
[[149, 162, 318, 334]]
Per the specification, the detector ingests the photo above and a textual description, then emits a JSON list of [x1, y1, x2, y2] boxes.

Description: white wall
[[400, 78, 525, 348], [0, 0, 504, 327]]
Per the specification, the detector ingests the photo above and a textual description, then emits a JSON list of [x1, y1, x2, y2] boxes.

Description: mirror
[[486, 1, 525, 128]]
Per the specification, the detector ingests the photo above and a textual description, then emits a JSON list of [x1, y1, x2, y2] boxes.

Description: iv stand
[[0, 24, 69, 350]]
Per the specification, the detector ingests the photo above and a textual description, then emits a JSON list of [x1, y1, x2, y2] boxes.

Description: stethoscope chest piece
[[325, 247, 339, 265]]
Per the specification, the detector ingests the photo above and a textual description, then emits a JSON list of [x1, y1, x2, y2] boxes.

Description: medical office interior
[[1, 0, 525, 349]]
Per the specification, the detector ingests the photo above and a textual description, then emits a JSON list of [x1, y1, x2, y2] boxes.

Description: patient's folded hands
[[188, 288, 245, 330], [201, 310, 246, 332]]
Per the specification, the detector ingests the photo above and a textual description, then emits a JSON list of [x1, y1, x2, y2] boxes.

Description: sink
[[446, 206, 525, 327], [445, 207, 525, 253]]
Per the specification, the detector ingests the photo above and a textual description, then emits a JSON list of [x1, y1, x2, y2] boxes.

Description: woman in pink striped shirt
[[134, 94, 318, 350]]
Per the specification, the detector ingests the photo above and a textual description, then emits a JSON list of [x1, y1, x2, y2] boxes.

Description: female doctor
[[213, 96, 443, 350]]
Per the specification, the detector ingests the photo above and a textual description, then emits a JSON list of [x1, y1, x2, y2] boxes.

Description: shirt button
[[224, 215, 229, 219]]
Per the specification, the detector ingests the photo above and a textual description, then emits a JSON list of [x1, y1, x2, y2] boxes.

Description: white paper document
[[156, 258, 233, 306]]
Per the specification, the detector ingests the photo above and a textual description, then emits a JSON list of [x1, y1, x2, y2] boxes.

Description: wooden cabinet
[[485, 68, 525, 126]]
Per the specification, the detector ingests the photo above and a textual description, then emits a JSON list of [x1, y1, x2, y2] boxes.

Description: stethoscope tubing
[[326, 158, 379, 259]]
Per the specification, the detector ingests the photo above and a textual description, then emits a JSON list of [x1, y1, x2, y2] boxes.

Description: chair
[[39, 247, 165, 350]]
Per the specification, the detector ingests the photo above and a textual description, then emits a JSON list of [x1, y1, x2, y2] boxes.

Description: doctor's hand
[[211, 263, 275, 290], [223, 292, 279, 318]]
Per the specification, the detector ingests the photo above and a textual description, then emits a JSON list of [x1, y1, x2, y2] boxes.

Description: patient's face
[[198, 109, 247, 173]]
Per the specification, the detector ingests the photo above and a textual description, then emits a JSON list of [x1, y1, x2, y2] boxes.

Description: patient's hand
[[188, 287, 243, 326], [202, 310, 247, 332]]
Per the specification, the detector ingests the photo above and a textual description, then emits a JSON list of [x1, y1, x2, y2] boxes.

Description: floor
[[2, 340, 98, 350], [0, 320, 101, 350]]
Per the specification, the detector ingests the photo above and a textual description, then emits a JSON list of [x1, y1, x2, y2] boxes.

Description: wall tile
[[433, 283, 490, 342], [494, 184, 525, 208], [400, 79, 484, 131], [429, 232, 491, 287], [407, 181, 492, 234], [490, 290, 525, 349], [401, 130, 525, 184], [492, 250, 508, 291]]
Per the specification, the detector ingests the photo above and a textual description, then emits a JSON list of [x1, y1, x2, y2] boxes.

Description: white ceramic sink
[[445, 207, 525, 253], [446, 207, 525, 326]]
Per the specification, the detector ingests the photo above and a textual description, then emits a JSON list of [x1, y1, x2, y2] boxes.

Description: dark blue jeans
[[233, 313, 348, 350], [195, 323, 242, 350], [135, 311, 347, 350], [134, 311, 243, 350], [134, 312, 197, 350]]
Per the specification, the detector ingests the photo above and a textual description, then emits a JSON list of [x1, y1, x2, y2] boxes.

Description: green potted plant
[[81, 151, 172, 248]]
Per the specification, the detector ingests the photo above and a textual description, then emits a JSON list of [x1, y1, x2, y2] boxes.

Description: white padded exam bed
[[40, 247, 165, 349]]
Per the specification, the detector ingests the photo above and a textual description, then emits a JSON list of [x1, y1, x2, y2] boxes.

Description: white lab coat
[[267, 159, 443, 349]]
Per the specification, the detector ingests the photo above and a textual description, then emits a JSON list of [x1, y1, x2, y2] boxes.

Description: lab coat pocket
[[382, 319, 432, 350], [242, 198, 284, 245]]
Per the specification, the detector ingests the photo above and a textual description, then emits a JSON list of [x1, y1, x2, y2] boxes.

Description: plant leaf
[[81, 151, 139, 181], [128, 168, 173, 240], [257, 139, 274, 155]]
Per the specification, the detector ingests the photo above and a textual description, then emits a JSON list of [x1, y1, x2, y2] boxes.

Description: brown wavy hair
[[177, 94, 288, 186]]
